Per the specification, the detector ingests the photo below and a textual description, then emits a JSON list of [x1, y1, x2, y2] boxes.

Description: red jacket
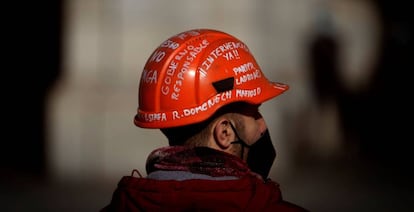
[[102, 174, 307, 211], [102, 146, 307, 211]]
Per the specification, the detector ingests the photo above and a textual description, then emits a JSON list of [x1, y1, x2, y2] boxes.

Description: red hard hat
[[134, 29, 288, 128]]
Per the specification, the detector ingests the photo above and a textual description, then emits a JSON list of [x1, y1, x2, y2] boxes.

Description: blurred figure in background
[[102, 29, 307, 211]]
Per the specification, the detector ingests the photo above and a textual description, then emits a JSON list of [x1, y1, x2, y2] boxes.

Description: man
[[102, 29, 307, 211]]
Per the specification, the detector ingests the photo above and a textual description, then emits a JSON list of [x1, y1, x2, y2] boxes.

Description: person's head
[[134, 29, 288, 178]]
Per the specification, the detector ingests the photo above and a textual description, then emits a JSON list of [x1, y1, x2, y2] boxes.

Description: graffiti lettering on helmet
[[233, 62, 255, 75], [160, 39, 179, 50], [223, 50, 240, 61], [170, 91, 232, 120], [140, 112, 167, 122], [164, 39, 208, 101], [183, 102, 208, 116], [149, 50, 165, 63], [141, 69, 158, 84], [186, 92, 231, 116], [161, 86, 169, 96], [173, 81, 182, 92], [232, 62, 261, 85], [170, 61, 190, 100], [199, 56, 214, 73], [235, 70, 261, 85], [172, 110, 180, 120], [162, 49, 188, 96], [167, 60, 178, 76], [186, 39, 209, 62], [208, 91, 232, 108], [198, 42, 248, 72], [171, 91, 179, 100], [161, 60, 179, 95], [236, 87, 262, 98], [174, 49, 188, 61]]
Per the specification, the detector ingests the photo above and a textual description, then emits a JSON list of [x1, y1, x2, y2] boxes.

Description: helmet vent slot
[[212, 77, 234, 93]]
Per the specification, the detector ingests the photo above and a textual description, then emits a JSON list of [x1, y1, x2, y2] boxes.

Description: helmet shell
[[135, 29, 288, 128]]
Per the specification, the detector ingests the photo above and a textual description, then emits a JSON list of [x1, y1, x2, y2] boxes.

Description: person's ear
[[213, 119, 234, 149]]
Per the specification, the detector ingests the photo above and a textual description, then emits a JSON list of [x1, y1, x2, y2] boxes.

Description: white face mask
[[230, 123, 276, 179]]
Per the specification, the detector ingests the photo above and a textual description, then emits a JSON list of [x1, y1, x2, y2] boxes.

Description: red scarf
[[145, 146, 252, 178]]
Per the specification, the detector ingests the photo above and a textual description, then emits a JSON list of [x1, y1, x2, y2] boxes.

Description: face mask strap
[[229, 122, 251, 159]]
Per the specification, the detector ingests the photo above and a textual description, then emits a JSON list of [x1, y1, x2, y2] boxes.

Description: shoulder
[[249, 177, 309, 212]]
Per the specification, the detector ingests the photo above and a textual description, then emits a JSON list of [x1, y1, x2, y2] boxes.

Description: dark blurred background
[[4, 1, 63, 183], [3, 0, 413, 211]]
